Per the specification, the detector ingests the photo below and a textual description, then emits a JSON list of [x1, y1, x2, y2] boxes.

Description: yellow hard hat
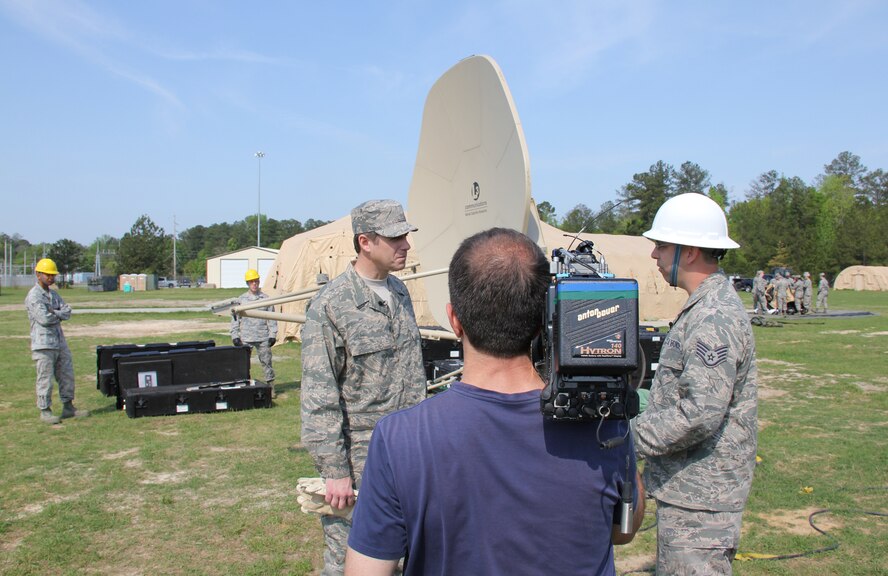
[[244, 269, 260, 282], [35, 258, 59, 275]]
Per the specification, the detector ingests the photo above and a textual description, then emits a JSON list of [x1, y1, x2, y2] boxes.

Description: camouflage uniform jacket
[[752, 275, 766, 295], [25, 283, 72, 351], [818, 277, 830, 295], [229, 291, 277, 342], [803, 278, 813, 299], [300, 263, 426, 481], [632, 272, 757, 511]]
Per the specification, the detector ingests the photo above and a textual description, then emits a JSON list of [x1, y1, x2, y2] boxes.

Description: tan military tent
[[262, 216, 438, 342], [834, 265, 888, 291], [538, 221, 687, 322], [264, 215, 686, 342]]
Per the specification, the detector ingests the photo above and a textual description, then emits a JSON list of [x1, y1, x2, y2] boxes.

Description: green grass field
[[0, 286, 885, 575]]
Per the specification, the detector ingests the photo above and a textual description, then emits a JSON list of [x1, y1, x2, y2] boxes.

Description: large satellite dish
[[408, 55, 537, 330]]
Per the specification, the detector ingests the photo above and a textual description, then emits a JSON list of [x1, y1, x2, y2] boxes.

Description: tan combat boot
[[40, 409, 61, 425]]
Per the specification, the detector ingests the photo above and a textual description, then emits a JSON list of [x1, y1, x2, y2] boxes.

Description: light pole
[[255, 151, 265, 247]]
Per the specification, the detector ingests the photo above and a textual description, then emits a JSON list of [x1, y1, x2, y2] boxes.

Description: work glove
[[296, 477, 357, 519], [232, 338, 243, 347], [268, 338, 276, 347]]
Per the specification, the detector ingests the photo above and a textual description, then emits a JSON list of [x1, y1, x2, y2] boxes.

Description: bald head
[[448, 228, 549, 357]]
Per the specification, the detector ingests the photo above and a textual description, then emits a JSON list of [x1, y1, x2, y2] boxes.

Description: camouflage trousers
[[32, 347, 75, 410], [320, 515, 350, 576], [245, 340, 275, 383], [751, 291, 767, 313], [655, 501, 742, 576], [816, 293, 828, 312]]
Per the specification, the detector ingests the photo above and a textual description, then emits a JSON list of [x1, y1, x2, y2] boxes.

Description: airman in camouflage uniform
[[26, 258, 89, 424], [301, 199, 426, 576], [230, 270, 278, 390], [751, 270, 767, 314], [633, 194, 757, 575], [816, 272, 830, 313], [793, 275, 805, 314], [802, 272, 813, 313], [774, 272, 788, 315]]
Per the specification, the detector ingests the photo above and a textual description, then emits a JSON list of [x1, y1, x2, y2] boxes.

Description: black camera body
[[539, 244, 640, 421]]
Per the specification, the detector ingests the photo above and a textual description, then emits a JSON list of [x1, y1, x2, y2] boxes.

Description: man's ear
[[683, 245, 701, 265], [357, 233, 371, 253], [446, 303, 463, 338]]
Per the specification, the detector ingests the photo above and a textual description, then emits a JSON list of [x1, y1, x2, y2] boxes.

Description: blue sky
[[2, 0, 886, 245]]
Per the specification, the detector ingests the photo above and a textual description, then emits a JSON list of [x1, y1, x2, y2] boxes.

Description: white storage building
[[206, 246, 280, 288]]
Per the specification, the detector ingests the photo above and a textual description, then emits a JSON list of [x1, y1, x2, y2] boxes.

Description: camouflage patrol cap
[[351, 199, 418, 237]]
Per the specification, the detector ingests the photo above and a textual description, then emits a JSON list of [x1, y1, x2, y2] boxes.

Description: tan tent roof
[[538, 222, 686, 322], [834, 265, 888, 291], [263, 215, 437, 342], [264, 216, 685, 342]]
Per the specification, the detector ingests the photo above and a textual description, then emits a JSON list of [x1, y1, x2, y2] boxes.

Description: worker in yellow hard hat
[[230, 269, 278, 396], [25, 259, 90, 424]]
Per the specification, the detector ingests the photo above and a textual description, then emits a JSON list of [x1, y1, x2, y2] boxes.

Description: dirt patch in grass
[[65, 319, 227, 339], [758, 358, 805, 367], [139, 470, 190, 485], [615, 553, 656, 574], [851, 381, 885, 392], [101, 447, 140, 460], [759, 507, 843, 536], [758, 384, 789, 400]]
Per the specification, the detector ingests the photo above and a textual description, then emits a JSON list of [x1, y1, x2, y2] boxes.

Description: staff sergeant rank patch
[[695, 341, 729, 368]]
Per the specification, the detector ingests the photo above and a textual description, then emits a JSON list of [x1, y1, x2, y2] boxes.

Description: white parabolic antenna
[[408, 55, 538, 330]]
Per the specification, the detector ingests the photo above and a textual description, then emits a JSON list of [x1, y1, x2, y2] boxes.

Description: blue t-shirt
[[348, 381, 636, 575]]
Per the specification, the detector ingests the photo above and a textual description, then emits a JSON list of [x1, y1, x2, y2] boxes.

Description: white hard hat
[[643, 193, 739, 249]]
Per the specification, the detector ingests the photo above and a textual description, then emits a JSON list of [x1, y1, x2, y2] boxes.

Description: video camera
[[538, 241, 640, 422]]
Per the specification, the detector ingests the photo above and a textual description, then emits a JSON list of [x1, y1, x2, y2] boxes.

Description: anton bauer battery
[[541, 277, 640, 421]]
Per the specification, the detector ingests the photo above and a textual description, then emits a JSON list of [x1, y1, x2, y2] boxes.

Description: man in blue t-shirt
[[345, 228, 645, 575]]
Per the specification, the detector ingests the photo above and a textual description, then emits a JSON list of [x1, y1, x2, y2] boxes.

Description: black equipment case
[[113, 345, 252, 408], [96, 341, 216, 397], [632, 326, 664, 390], [124, 380, 272, 418]]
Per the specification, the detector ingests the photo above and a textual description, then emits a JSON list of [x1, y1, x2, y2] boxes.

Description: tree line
[[0, 214, 330, 282], [3, 151, 885, 283], [539, 151, 886, 278]]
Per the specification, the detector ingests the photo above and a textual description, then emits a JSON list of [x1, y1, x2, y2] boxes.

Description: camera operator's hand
[[233, 338, 243, 347]]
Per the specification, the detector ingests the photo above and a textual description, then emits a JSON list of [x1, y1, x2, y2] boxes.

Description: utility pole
[[255, 151, 265, 247], [172, 215, 178, 283]]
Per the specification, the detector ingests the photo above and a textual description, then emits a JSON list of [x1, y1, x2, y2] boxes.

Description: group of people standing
[[300, 195, 757, 576], [751, 270, 830, 315], [26, 195, 758, 575]]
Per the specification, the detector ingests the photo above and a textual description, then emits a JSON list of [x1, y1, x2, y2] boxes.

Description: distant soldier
[[802, 272, 813, 313], [633, 194, 757, 575], [25, 258, 90, 424], [816, 272, 830, 313], [301, 199, 426, 576], [230, 269, 278, 395], [751, 271, 767, 314], [775, 272, 788, 315], [765, 275, 776, 313], [793, 275, 805, 314]]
